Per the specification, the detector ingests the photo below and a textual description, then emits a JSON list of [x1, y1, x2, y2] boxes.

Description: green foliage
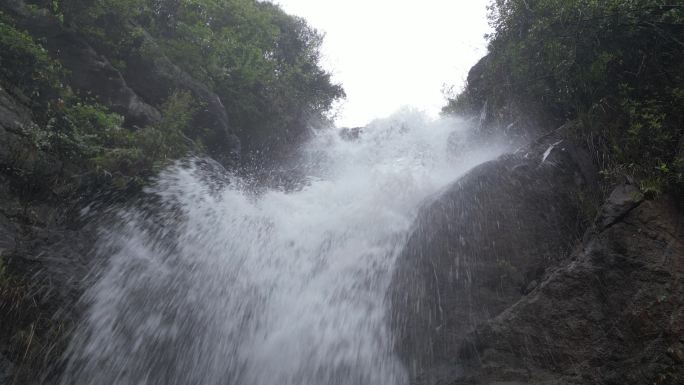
[[0, 8, 206, 193], [0, 14, 63, 112], [47, 92, 197, 190], [136, 90, 197, 160], [90, 91, 198, 187], [53, 0, 344, 152], [445, 0, 684, 194], [54, 0, 344, 153], [1, 0, 343, 196], [1, 65, 196, 194]]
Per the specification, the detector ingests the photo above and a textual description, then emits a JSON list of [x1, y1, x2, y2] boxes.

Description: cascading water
[[60, 111, 506, 385]]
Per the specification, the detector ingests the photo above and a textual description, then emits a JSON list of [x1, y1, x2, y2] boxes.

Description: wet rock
[[452, 195, 684, 384], [389, 135, 600, 382]]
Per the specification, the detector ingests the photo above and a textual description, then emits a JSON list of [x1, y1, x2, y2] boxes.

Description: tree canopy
[[445, 0, 683, 194], [55, 0, 344, 152]]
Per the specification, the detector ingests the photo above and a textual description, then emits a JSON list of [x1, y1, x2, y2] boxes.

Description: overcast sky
[[274, 0, 492, 127]]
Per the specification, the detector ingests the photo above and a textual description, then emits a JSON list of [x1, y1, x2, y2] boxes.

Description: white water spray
[[60, 111, 506, 385]]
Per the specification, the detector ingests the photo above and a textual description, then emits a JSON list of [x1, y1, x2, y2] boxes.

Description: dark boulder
[[389, 135, 600, 382]]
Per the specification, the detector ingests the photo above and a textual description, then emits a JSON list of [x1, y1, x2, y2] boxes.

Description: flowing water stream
[[60, 111, 506, 385]]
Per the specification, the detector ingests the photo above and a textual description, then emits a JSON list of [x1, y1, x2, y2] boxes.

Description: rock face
[[390, 137, 684, 384], [453, 194, 684, 384], [49, 30, 162, 128], [389, 136, 601, 383]]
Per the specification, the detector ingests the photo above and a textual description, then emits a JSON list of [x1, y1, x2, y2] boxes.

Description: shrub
[[91, 90, 198, 188], [0, 13, 63, 118]]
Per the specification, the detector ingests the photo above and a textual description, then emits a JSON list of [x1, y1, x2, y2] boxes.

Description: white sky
[[274, 0, 492, 127]]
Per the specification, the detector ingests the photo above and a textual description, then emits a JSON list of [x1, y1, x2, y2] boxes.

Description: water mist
[[60, 111, 506, 385]]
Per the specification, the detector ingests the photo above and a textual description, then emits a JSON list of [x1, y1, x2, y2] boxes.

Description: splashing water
[[60, 111, 506, 385]]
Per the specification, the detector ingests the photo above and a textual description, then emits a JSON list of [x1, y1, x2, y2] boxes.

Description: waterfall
[[60, 110, 506, 385]]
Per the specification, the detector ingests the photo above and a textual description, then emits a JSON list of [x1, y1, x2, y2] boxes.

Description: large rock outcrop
[[389, 135, 601, 382], [390, 134, 684, 384]]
